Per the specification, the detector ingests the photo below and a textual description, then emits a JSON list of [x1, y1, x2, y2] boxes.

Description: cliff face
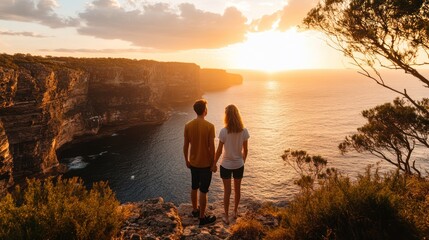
[[0, 67, 17, 194], [0, 121, 13, 195], [0, 55, 201, 193]]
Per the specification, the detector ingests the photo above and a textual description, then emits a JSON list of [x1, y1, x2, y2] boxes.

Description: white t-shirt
[[219, 127, 250, 169]]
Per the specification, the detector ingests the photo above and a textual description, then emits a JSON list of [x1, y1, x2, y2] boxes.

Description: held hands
[[186, 160, 191, 168], [211, 164, 218, 173]]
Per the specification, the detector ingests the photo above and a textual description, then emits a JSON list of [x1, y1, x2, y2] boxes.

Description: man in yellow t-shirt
[[183, 99, 217, 227]]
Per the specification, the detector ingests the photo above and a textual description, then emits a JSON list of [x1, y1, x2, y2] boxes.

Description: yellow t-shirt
[[184, 118, 215, 168]]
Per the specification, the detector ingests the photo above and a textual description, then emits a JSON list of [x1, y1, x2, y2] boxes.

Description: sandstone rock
[[0, 67, 17, 108], [0, 121, 13, 196], [118, 198, 183, 240]]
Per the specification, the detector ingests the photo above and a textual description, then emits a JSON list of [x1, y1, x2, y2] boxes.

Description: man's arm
[[209, 136, 215, 167], [208, 125, 216, 170], [183, 128, 191, 168]]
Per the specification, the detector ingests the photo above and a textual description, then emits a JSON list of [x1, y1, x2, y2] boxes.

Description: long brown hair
[[224, 104, 244, 133]]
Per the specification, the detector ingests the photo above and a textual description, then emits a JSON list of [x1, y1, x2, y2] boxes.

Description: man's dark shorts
[[190, 166, 212, 193], [220, 165, 244, 179]]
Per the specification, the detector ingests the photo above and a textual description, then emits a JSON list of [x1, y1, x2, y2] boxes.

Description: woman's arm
[[214, 141, 224, 164], [242, 140, 248, 163]]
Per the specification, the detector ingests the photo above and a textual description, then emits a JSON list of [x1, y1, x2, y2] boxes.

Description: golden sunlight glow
[[228, 28, 323, 72], [265, 80, 279, 90]]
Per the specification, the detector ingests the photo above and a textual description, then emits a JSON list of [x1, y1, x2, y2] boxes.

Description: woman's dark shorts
[[220, 165, 244, 179], [190, 166, 212, 193]]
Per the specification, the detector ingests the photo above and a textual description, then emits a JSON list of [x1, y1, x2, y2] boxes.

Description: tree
[[339, 98, 429, 177], [282, 149, 334, 190], [304, 0, 429, 175], [303, 0, 429, 114]]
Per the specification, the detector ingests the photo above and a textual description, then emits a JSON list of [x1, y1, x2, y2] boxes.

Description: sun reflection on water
[[265, 80, 279, 90]]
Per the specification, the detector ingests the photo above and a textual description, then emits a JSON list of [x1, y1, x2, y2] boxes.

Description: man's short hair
[[193, 99, 207, 116]]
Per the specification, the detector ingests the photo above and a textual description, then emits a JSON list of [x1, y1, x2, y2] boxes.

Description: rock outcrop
[[118, 198, 183, 240], [0, 54, 211, 194], [118, 198, 280, 240]]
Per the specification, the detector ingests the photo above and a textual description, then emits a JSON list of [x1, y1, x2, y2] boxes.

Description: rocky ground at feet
[[116, 197, 283, 240]]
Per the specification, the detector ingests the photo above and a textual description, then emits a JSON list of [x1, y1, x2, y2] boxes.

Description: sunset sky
[[0, 0, 348, 71]]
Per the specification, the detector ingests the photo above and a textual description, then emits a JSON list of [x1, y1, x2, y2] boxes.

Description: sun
[[227, 28, 321, 72]]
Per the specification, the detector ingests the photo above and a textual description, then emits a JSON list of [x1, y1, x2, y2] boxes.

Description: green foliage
[[303, 0, 428, 71], [233, 150, 429, 239], [339, 98, 429, 176], [303, 0, 429, 116], [277, 149, 428, 239], [388, 173, 429, 237], [269, 167, 428, 240], [0, 177, 123, 240]]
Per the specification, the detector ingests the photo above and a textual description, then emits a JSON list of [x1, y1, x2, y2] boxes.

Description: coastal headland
[[0, 54, 242, 195]]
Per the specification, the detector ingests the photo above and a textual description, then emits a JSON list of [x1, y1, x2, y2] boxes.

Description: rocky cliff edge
[[117, 197, 280, 240]]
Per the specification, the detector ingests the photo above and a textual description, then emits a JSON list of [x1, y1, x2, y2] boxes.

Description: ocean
[[60, 69, 429, 204]]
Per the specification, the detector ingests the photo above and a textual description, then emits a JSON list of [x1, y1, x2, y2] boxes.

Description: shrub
[[0, 177, 123, 240], [229, 167, 428, 239], [274, 167, 426, 240], [390, 174, 429, 237]]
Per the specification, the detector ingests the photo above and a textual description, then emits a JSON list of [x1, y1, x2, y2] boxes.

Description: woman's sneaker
[[199, 215, 216, 227]]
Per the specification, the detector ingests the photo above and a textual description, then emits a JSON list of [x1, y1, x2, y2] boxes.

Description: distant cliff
[[0, 54, 241, 195], [200, 68, 242, 92]]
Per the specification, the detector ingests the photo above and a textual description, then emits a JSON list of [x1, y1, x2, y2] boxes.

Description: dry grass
[[229, 217, 265, 240]]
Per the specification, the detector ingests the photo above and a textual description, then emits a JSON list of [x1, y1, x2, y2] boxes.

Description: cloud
[[251, 0, 317, 31], [77, 0, 248, 50], [0, 30, 48, 38], [0, 0, 79, 28]]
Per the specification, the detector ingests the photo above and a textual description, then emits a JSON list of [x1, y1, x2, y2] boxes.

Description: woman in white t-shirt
[[212, 104, 249, 224]]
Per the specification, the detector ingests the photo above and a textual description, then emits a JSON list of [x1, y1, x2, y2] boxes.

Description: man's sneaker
[[191, 209, 200, 218], [199, 215, 216, 227]]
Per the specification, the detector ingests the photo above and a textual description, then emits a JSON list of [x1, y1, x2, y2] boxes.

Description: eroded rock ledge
[[118, 197, 280, 240]]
